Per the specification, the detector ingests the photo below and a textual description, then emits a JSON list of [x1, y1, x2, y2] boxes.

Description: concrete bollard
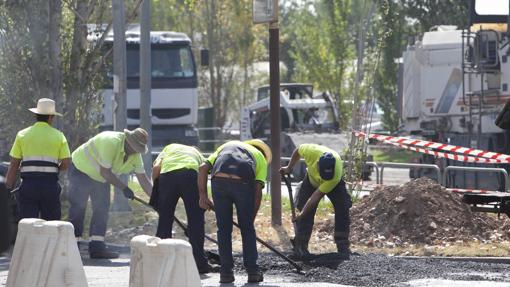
[[129, 235, 200, 287], [6, 218, 88, 287]]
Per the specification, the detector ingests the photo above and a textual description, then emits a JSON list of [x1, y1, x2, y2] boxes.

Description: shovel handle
[[281, 174, 297, 221]]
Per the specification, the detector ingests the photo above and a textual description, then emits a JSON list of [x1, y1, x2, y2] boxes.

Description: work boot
[[219, 273, 235, 283], [198, 263, 220, 274], [336, 243, 351, 260], [89, 240, 119, 259], [291, 238, 311, 258], [248, 272, 264, 283]]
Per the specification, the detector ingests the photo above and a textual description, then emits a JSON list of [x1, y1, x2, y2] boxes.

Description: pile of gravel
[[349, 178, 510, 245], [316, 178, 510, 246]]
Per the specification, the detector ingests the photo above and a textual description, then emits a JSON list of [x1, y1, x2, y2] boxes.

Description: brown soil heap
[[348, 178, 510, 245]]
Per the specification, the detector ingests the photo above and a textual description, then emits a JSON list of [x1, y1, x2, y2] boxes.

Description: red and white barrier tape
[[384, 139, 503, 164], [354, 131, 510, 163]]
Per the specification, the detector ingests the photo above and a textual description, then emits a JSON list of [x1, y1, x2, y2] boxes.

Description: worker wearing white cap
[[5, 98, 71, 220]]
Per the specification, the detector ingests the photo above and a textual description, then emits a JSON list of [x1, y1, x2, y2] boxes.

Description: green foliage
[[288, 0, 355, 128]]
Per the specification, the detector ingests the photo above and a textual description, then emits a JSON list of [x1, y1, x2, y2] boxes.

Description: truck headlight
[[185, 129, 198, 137]]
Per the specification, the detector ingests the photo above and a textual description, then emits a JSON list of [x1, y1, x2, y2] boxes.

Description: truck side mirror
[[200, 49, 209, 66]]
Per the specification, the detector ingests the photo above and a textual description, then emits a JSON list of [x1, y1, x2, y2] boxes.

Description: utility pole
[[269, 19, 281, 226], [140, 0, 152, 174], [253, 0, 281, 225], [111, 0, 130, 212]]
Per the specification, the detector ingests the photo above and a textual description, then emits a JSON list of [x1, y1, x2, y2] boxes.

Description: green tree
[[289, 0, 354, 128]]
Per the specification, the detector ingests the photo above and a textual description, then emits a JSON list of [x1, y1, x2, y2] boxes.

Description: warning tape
[[384, 139, 503, 164], [354, 131, 510, 164]]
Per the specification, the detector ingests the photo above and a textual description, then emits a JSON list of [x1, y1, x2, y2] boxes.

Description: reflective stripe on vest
[[84, 142, 101, 172], [20, 156, 59, 174], [20, 166, 59, 173]]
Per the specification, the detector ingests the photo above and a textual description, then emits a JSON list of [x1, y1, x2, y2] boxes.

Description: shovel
[[281, 174, 298, 249]]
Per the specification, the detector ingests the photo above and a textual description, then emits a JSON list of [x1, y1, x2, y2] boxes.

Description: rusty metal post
[[269, 21, 281, 226]]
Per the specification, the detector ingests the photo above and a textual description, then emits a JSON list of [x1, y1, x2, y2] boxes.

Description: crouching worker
[[5, 98, 70, 220], [68, 128, 152, 259], [198, 140, 271, 284], [280, 143, 352, 259], [150, 143, 210, 273]]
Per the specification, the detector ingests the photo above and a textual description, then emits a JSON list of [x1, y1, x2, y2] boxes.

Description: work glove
[[122, 186, 135, 199]]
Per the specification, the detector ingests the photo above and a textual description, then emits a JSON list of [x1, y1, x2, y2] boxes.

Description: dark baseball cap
[[319, 152, 336, 180]]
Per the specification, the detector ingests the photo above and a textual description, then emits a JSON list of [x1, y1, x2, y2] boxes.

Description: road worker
[[68, 128, 152, 259], [198, 139, 271, 284], [150, 143, 210, 273], [5, 98, 71, 220], [280, 143, 352, 259]]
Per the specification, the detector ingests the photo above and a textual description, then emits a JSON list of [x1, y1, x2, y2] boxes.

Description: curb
[[397, 255, 510, 264]]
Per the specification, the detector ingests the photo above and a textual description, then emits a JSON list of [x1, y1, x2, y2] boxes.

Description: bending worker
[[198, 139, 271, 284], [68, 128, 152, 259], [5, 98, 70, 220], [151, 143, 210, 274], [280, 143, 352, 259]]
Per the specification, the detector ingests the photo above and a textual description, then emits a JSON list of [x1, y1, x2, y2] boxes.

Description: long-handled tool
[[281, 174, 297, 222], [230, 219, 303, 273], [282, 174, 299, 251], [132, 195, 220, 262]]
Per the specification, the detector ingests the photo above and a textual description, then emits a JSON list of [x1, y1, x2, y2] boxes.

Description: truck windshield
[[126, 45, 195, 78], [475, 0, 508, 15]]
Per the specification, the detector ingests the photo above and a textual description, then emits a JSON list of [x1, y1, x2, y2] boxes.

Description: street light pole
[[140, 0, 152, 174], [111, 0, 130, 211]]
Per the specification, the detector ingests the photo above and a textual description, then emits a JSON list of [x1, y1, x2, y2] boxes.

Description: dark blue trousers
[[156, 169, 207, 270], [18, 175, 61, 220], [211, 177, 259, 275], [68, 163, 110, 238], [295, 174, 352, 245]]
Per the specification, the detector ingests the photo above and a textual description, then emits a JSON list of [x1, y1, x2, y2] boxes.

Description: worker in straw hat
[[5, 98, 71, 220], [68, 128, 152, 259], [198, 139, 271, 284], [280, 143, 352, 260]]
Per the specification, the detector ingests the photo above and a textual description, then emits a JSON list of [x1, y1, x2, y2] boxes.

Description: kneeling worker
[[151, 143, 210, 273], [280, 143, 352, 259], [68, 128, 153, 259], [198, 139, 271, 284]]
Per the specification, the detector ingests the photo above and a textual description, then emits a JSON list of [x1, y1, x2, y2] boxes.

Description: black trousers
[[156, 169, 207, 269], [294, 174, 352, 245]]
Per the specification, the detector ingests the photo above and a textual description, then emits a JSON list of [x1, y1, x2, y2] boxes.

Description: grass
[[371, 147, 420, 163]]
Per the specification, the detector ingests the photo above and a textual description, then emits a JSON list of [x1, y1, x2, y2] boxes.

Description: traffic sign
[[253, 0, 278, 24]]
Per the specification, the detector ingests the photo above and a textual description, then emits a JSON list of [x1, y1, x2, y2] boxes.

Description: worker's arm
[[59, 158, 71, 171], [5, 157, 21, 189], [294, 188, 325, 222], [99, 166, 128, 190], [253, 181, 264, 221], [198, 163, 214, 210], [152, 164, 161, 181], [135, 172, 153, 196], [280, 147, 301, 175]]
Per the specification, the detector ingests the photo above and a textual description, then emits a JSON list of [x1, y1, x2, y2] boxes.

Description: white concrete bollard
[[129, 235, 200, 287], [6, 218, 88, 287]]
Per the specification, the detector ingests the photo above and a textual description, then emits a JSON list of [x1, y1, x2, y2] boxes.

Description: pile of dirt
[[327, 178, 510, 246]]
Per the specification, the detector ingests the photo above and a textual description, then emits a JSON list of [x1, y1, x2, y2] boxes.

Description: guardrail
[[380, 162, 441, 185], [443, 166, 509, 192]]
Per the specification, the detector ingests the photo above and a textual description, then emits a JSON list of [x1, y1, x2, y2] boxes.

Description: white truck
[[400, 0, 510, 190], [89, 25, 200, 150]]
